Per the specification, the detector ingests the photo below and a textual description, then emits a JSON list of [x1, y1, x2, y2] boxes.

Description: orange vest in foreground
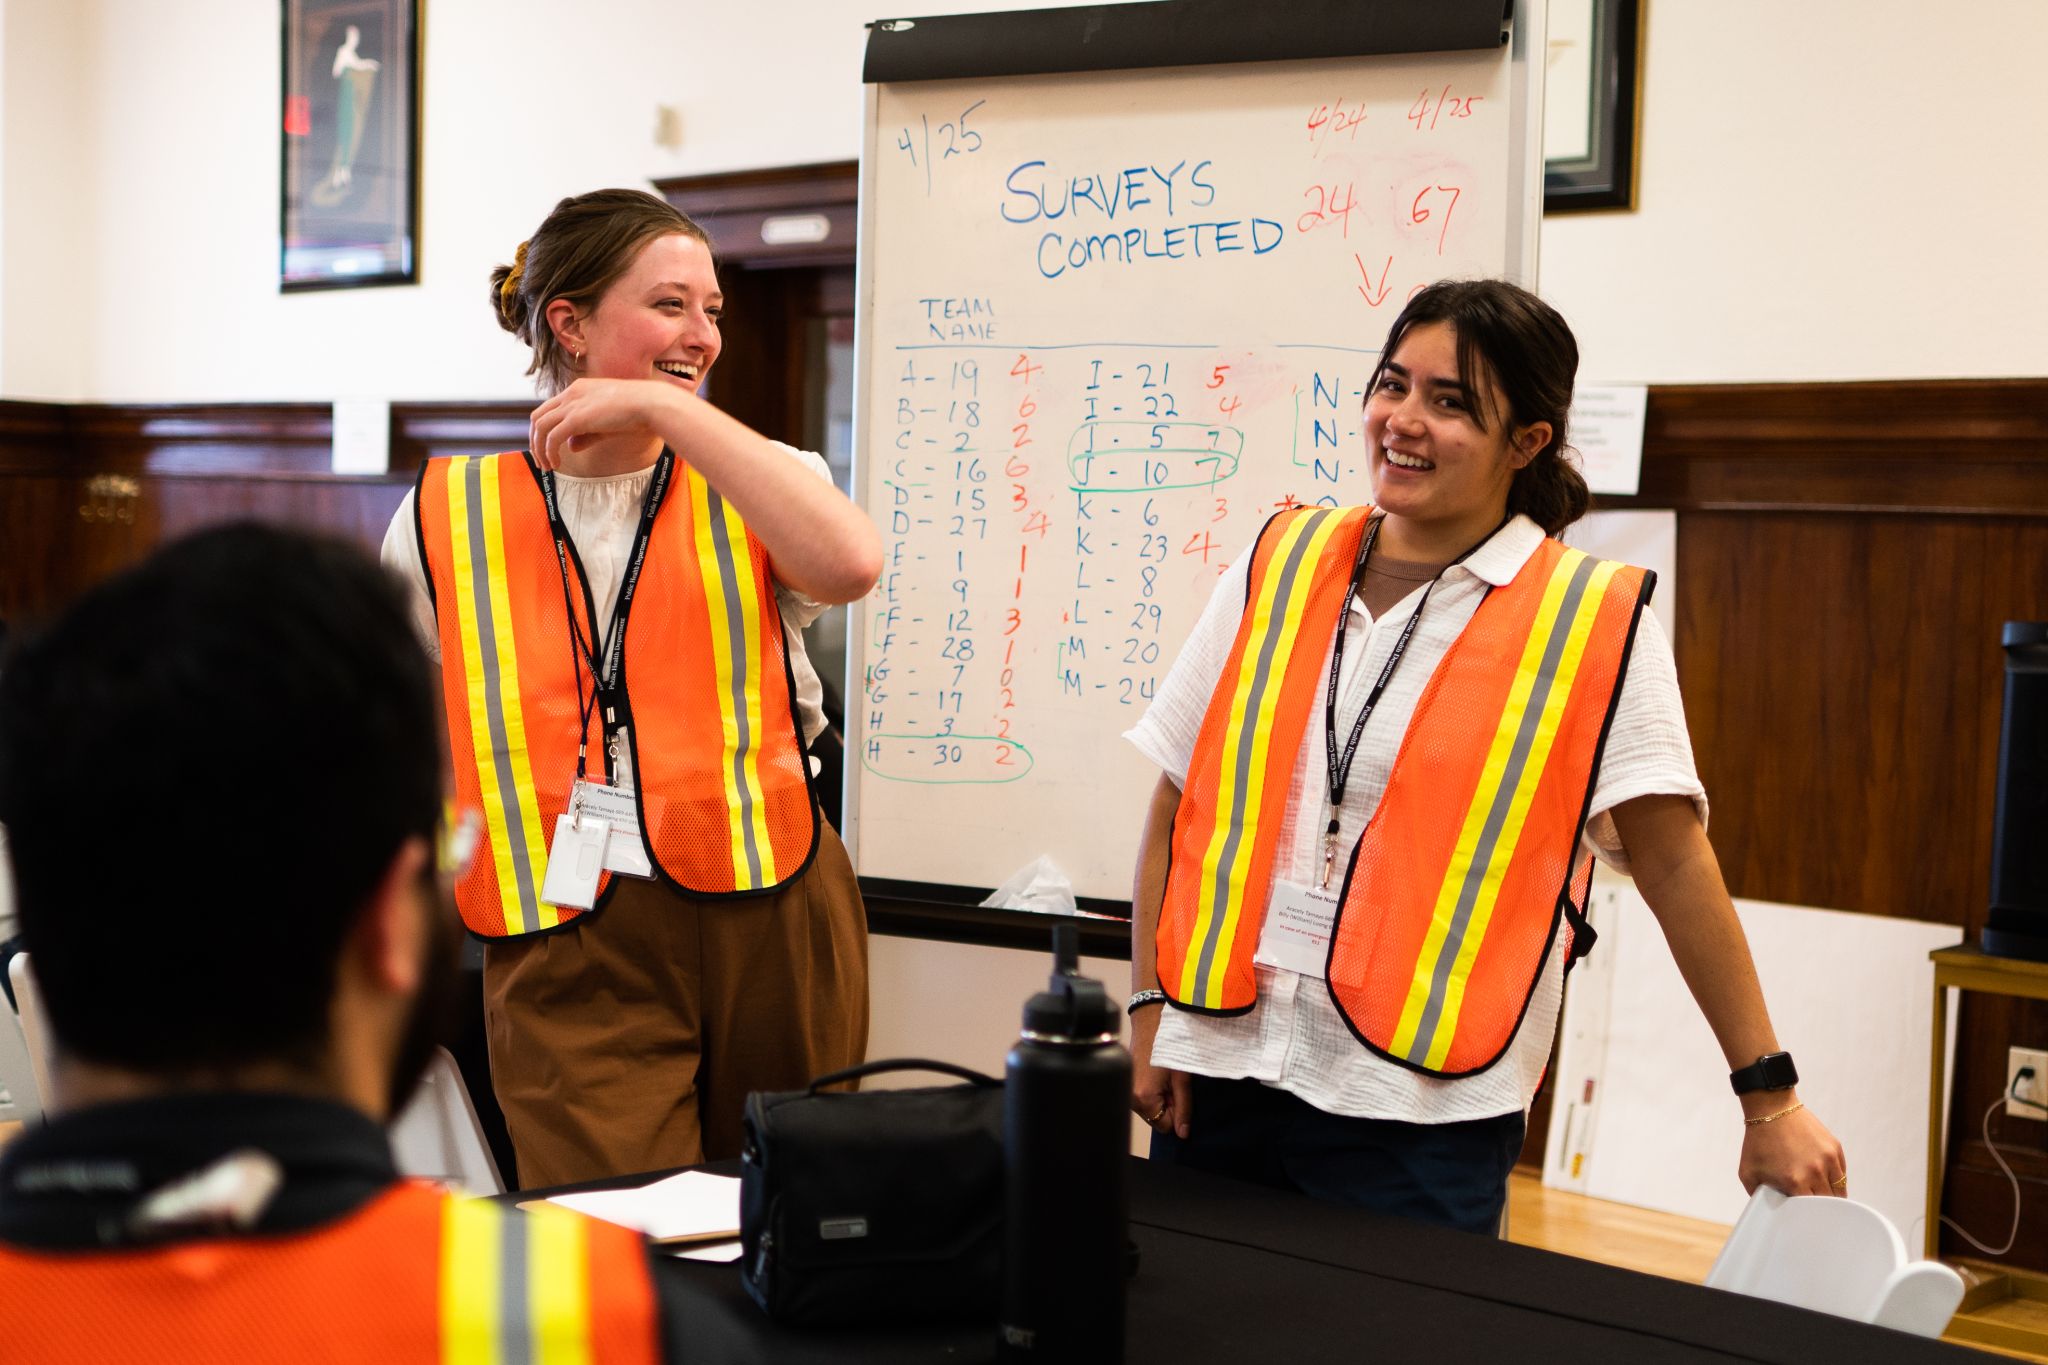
[[417, 453, 819, 937], [1158, 507, 1651, 1077], [0, 1183, 660, 1365]]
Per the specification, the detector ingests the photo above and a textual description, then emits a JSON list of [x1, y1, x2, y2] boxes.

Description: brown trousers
[[482, 824, 869, 1189]]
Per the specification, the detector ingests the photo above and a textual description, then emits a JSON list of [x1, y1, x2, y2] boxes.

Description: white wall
[[868, 934, 1153, 1154], [1542, 0, 2048, 382], [25, 0, 1119, 404], [0, 0, 95, 400], [7, 0, 2041, 405]]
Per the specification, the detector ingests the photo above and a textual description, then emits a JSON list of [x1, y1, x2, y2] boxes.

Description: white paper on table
[[1566, 385, 1648, 495], [667, 1240, 745, 1263], [541, 1170, 741, 1245]]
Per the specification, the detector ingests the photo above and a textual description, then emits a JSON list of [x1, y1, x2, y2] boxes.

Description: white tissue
[[979, 854, 1080, 916]]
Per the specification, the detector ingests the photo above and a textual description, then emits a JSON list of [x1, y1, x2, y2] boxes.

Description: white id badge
[[539, 815, 608, 910], [1252, 880, 1341, 979], [571, 779, 655, 878]]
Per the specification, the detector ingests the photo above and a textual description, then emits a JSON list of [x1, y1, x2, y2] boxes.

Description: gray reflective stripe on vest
[[1191, 510, 1332, 1003], [463, 458, 542, 928], [496, 1206, 535, 1365], [703, 485, 765, 885], [1401, 553, 1600, 1064]]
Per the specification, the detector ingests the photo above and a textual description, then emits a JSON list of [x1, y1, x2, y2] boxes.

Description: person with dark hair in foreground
[[1127, 280, 1845, 1233], [0, 525, 743, 1363]]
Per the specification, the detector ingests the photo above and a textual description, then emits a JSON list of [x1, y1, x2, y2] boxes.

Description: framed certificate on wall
[[1543, 0, 1641, 213]]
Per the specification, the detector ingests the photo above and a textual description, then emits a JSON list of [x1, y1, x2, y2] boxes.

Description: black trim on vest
[[1555, 566, 1658, 976], [413, 458, 438, 616]]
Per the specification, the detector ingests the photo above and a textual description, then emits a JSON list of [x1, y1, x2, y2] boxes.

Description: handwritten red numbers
[[1409, 185, 1461, 256], [1305, 99, 1368, 155], [1408, 85, 1482, 132], [1297, 182, 1359, 238], [998, 351, 1040, 737]]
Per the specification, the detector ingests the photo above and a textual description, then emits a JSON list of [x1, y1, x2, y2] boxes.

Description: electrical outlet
[[2008, 1047, 2048, 1120]]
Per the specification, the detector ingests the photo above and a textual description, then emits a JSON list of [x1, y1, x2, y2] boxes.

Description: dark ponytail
[[1371, 280, 1589, 536]]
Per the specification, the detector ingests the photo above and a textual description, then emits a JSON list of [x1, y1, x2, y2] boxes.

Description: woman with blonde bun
[[383, 188, 879, 1186]]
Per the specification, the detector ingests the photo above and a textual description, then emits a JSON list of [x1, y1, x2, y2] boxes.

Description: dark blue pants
[[1148, 1073, 1525, 1234]]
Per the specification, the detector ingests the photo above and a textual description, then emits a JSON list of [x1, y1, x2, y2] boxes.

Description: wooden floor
[[1506, 1169, 1732, 1282], [1506, 1171, 2043, 1361]]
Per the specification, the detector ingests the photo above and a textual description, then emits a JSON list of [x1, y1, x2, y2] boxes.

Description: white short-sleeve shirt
[[1125, 514, 1706, 1124], [381, 443, 835, 786]]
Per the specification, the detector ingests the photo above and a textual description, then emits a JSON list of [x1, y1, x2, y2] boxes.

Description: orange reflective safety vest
[[0, 1183, 661, 1365], [417, 452, 819, 937], [1157, 506, 1653, 1078]]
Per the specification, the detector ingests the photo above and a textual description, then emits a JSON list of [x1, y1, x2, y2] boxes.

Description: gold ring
[[1147, 1106, 1166, 1124], [1832, 1174, 1848, 1188]]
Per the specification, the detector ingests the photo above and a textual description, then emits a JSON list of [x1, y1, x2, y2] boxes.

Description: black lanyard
[[540, 450, 674, 785], [1319, 511, 1509, 888]]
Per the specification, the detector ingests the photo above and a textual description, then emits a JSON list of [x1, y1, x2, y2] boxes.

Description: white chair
[[0, 989, 42, 1123], [7, 952, 55, 1112], [1705, 1185, 1965, 1338], [388, 1045, 503, 1195]]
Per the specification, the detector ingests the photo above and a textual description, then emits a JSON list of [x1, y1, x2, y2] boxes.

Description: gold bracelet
[[1743, 1100, 1805, 1127]]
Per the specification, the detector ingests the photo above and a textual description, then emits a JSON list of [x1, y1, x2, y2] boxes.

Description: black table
[[514, 1157, 1977, 1364]]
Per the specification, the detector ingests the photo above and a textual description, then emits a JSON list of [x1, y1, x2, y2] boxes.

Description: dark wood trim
[[654, 161, 858, 216], [0, 398, 532, 482], [654, 162, 859, 270], [69, 403, 336, 478], [392, 401, 531, 471], [1601, 380, 2048, 517], [0, 402, 74, 475]]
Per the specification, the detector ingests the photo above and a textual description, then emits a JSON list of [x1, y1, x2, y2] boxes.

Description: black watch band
[[1729, 1051, 1799, 1095]]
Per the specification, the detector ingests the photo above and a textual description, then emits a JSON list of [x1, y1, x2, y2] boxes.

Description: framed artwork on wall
[[1543, 0, 1641, 213], [281, 0, 420, 290]]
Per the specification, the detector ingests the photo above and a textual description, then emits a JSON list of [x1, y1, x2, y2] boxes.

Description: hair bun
[[489, 240, 531, 338]]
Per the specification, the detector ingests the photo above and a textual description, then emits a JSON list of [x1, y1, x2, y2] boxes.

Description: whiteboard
[[848, 8, 1546, 902]]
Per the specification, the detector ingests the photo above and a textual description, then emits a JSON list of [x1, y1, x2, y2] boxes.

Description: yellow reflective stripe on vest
[[445, 456, 553, 935], [441, 1199, 596, 1365], [686, 467, 779, 889], [1178, 509, 1345, 1008], [1390, 550, 1622, 1069]]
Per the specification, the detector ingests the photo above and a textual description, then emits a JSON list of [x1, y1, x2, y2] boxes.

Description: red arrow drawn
[[1355, 254, 1394, 307]]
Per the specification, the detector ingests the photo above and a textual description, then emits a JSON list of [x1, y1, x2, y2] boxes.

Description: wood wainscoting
[[3, 380, 2047, 1268], [1594, 378, 2048, 1269], [0, 400, 527, 626]]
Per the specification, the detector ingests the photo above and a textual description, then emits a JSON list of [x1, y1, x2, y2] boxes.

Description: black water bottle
[[998, 925, 1130, 1363]]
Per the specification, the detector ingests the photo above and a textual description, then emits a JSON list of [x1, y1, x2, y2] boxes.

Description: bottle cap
[[1021, 924, 1120, 1042]]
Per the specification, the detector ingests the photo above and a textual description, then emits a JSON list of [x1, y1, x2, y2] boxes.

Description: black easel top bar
[[864, 0, 1512, 84]]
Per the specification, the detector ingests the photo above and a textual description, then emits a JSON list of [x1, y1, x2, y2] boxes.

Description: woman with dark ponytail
[[1125, 280, 1844, 1232]]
